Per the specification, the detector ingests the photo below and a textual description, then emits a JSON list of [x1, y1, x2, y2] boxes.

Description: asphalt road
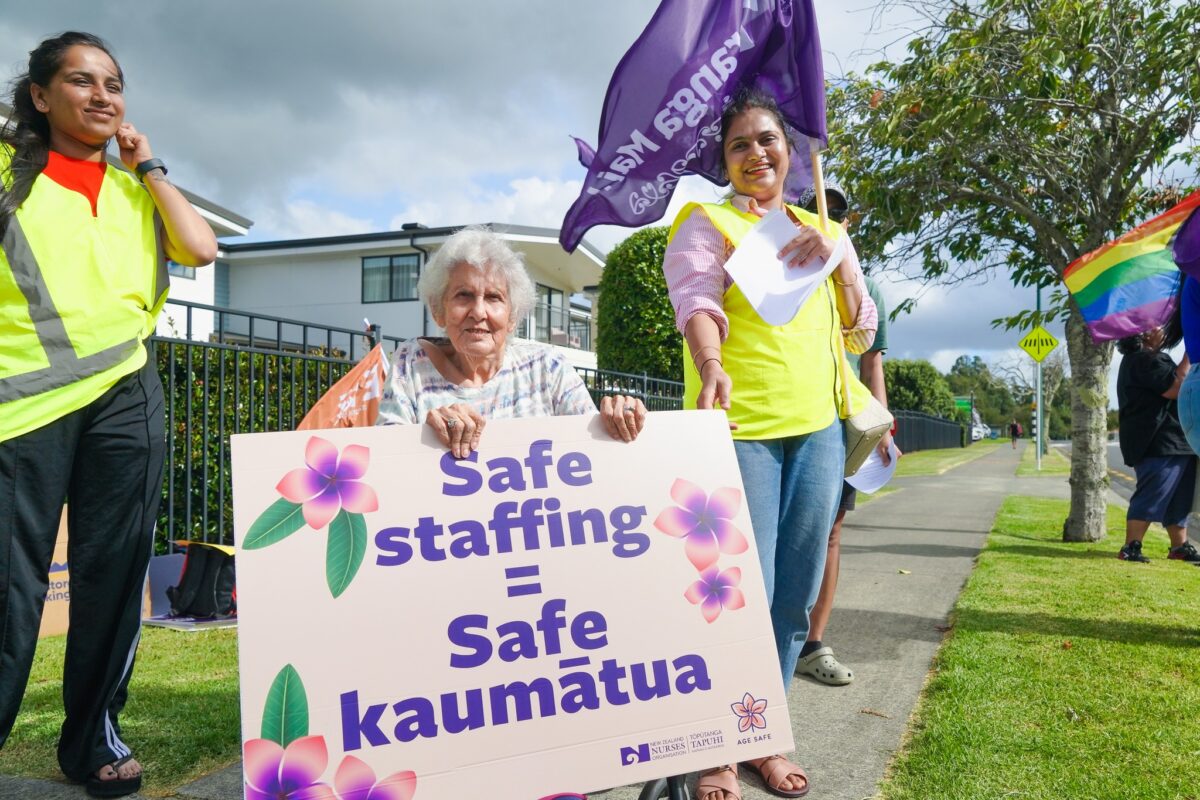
[[1054, 440, 1134, 502]]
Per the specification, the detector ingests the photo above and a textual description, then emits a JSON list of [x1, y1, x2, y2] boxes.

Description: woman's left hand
[[116, 123, 153, 171], [599, 395, 647, 442], [778, 222, 837, 268]]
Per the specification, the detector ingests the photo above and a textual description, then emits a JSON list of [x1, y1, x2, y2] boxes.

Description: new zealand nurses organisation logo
[[619, 729, 727, 766]]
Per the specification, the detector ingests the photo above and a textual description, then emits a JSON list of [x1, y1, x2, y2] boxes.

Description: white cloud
[[386, 175, 585, 232], [255, 201, 375, 240]]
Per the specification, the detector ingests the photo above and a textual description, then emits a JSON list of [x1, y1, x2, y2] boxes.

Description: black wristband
[[135, 158, 167, 180]]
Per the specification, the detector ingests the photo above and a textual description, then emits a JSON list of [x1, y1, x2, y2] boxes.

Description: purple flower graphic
[[731, 693, 768, 733], [654, 479, 748, 570], [277, 436, 379, 530], [333, 755, 416, 800], [244, 735, 335, 800], [684, 565, 746, 623]]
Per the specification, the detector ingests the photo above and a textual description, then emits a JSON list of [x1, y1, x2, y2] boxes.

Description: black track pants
[[0, 357, 165, 781]]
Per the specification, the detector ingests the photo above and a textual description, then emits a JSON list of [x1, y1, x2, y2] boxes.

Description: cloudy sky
[[1, 1, 1110, 401]]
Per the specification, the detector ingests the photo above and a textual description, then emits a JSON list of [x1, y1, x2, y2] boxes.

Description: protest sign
[[231, 410, 791, 800]]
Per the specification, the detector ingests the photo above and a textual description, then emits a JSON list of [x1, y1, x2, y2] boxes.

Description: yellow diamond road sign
[[1019, 326, 1059, 362]]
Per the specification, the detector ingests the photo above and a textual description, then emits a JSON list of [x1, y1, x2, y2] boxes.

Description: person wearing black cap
[[795, 183, 900, 685]]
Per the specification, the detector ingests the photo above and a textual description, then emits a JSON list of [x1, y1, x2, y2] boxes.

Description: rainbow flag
[[1064, 190, 1200, 343]]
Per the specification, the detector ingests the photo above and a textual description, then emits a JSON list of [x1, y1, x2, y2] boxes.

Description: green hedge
[[153, 339, 352, 551]]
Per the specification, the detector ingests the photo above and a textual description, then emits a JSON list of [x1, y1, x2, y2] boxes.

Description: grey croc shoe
[[797, 646, 853, 685]]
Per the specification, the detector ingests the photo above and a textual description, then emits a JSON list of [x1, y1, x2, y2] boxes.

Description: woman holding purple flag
[[661, 87, 877, 800]]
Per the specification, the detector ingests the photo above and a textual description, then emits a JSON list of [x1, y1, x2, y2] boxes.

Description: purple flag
[[1175, 205, 1200, 279], [571, 136, 596, 169], [560, 0, 826, 252]]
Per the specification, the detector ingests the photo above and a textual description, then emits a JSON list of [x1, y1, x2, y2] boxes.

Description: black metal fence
[[893, 409, 965, 452], [575, 367, 687, 411], [149, 300, 963, 549], [151, 300, 405, 550]]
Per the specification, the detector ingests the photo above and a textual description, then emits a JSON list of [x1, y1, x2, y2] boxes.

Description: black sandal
[[85, 755, 143, 798]]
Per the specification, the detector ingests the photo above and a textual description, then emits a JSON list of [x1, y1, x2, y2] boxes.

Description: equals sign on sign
[[505, 564, 542, 597]]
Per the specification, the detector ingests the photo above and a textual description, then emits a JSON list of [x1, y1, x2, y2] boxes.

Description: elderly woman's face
[[436, 262, 513, 359], [723, 108, 789, 204]]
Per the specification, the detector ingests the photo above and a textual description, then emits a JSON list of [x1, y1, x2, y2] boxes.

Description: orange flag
[[297, 344, 390, 430]]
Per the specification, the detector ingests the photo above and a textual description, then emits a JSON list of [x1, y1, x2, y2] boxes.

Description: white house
[[1, 103, 605, 366], [157, 187, 252, 339], [219, 223, 605, 369]]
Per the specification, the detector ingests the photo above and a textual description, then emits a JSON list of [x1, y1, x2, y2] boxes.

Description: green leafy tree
[[827, 0, 1200, 540], [595, 226, 683, 380], [884, 359, 957, 417], [947, 354, 1016, 426]]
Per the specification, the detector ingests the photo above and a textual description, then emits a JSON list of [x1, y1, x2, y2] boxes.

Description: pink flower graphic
[[333, 755, 416, 800], [684, 565, 746, 623], [277, 437, 379, 530], [654, 479, 748, 570], [244, 735, 335, 800], [731, 693, 768, 733]]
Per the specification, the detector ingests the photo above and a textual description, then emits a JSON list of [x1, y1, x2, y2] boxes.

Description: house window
[[362, 254, 419, 303], [537, 284, 564, 336], [167, 261, 196, 280]]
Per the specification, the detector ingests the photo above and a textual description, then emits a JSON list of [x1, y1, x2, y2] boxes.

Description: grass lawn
[[879, 496, 1200, 800], [894, 438, 1003, 477], [0, 627, 240, 796], [1016, 442, 1072, 477]]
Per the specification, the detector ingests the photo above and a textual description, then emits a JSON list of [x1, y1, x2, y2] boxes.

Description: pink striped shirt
[[663, 206, 878, 354]]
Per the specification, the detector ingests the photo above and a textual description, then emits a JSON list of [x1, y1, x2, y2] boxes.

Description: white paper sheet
[[721, 209, 848, 326], [845, 440, 900, 494]]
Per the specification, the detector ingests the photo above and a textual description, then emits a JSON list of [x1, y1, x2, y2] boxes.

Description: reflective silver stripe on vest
[[0, 216, 142, 403]]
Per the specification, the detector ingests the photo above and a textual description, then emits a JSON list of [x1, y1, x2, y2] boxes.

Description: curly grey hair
[[418, 226, 538, 324]]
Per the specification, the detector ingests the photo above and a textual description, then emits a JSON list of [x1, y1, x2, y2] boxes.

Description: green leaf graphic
[[260, 663, 309, 747], [244, 498, 306, 550], [326, 510, 367, 598]]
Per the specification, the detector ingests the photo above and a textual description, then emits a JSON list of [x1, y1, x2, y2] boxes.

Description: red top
[[42, 151, 108, 216]]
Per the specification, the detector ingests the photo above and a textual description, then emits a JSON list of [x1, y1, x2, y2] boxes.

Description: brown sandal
[[743, 754, 809, 798], [696, 764, 741, 800]]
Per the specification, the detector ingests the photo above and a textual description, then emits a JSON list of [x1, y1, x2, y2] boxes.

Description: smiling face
[[30, 45, 125, 155], [434, 262, 514, 362], [722, 107, 790, 208]]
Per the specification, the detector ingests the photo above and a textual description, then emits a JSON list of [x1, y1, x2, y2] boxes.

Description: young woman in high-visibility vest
[[0, 31, 216, 798], [662, 87, 878, 800]]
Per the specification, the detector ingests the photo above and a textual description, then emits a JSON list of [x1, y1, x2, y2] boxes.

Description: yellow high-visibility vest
[[0, 145, 168, 442], [669, 200, 871, 439]]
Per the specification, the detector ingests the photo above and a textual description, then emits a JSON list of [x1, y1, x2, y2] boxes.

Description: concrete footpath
[[0, 443, 1124, 800]]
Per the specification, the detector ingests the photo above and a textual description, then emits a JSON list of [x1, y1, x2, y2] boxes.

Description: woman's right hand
[[696, 360, 737, 429], [426, 403, 486, 459]]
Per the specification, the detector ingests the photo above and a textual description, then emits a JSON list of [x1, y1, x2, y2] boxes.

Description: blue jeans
[[734, 420, 844, 689], [1178, 364, 1200, 456]]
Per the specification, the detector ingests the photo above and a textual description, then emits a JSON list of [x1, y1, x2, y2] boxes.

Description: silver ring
[[446, 418, 457, 430], [623, 405, 636, 415]]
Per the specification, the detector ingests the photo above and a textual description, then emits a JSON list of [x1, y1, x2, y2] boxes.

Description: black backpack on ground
[[166, 544, 236, 618]]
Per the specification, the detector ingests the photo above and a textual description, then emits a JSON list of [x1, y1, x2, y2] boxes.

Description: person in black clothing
[[1115, 315, 1200, 564], [1009, 418, 1020, 449]]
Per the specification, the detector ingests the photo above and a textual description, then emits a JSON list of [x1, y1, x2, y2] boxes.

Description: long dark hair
[[0, 31, 123, 236]]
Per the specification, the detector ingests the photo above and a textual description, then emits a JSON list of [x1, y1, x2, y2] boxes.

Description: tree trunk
[[1062, 304, 1112, 541]]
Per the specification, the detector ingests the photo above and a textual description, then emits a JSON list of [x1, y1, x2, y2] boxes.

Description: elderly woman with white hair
[[377, 226, 645, 452]]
